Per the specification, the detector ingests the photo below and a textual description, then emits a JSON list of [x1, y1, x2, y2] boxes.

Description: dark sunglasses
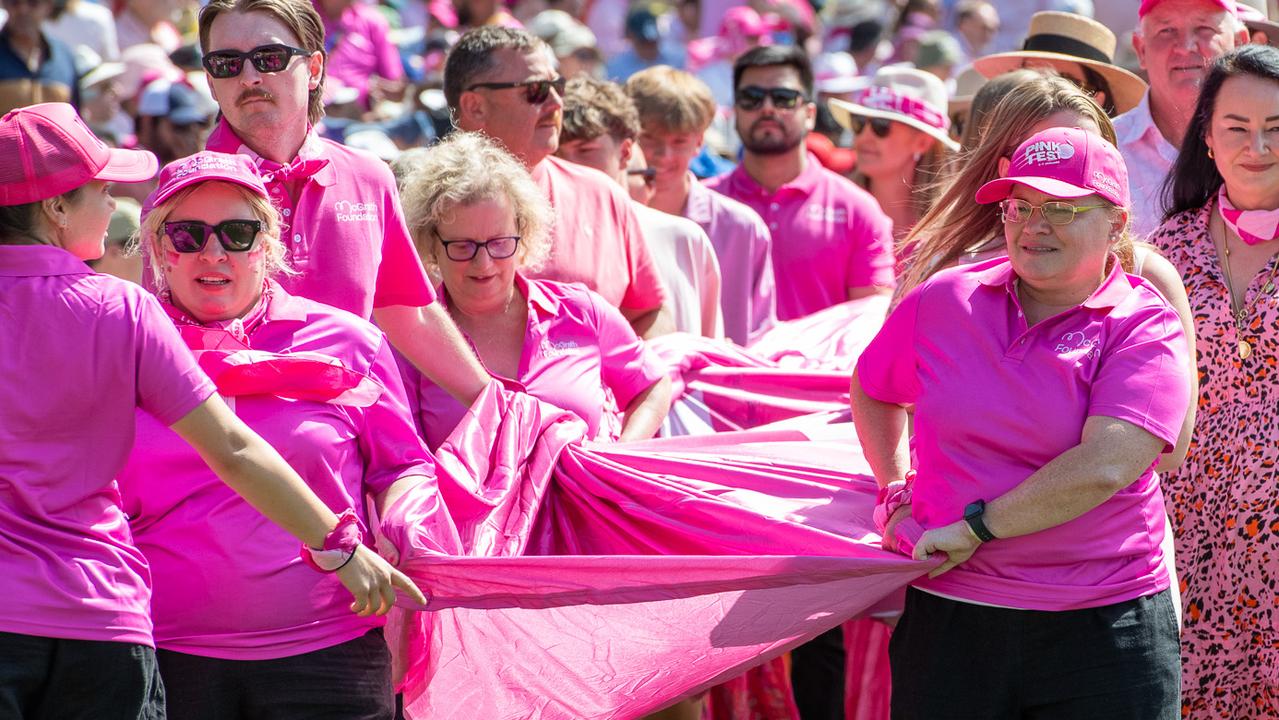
[[849, 115, 893, 138], [465, 77, 567, 105], [202, 43, 311, 79], [438, 234, 521, 262], [734, 85, 807, 111], [165, 220, 262, 253], [627, 167, 657, 188]]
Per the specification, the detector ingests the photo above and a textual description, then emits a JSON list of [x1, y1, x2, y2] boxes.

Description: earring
[[1207, 147, 1214, 159]]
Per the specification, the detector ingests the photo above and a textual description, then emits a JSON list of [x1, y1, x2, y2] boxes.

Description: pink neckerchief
[[162, 283, 383, 406], [1217, 185, 1279, 246]]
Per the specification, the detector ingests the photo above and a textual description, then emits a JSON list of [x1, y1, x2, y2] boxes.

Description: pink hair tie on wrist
[[873, 470, 917, 553], [300, 509, 363, 573]]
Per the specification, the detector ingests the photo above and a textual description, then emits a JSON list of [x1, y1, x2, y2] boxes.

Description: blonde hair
[[625, 66, 718, 135], [135, 181, 291, 296], [398, 132, 552, 273], [898, 72, 1126, 297]]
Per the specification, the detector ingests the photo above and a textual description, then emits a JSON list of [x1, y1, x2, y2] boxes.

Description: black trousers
[[790, 625, 847, 720], [156, 629, 394, 720], [889, 588, 1180, 720], [0, 631, 165, 720]]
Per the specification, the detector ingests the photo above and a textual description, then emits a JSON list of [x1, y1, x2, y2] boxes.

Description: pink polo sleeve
[[847, 201, 896, 291], [373, 165, 436, 309], [132, 291, 217, 425], [357, 336, 438, 494], [617, 191, 668, 312], [1087, 299, 1190, 451], [854, 283, 922, 405], [588, 290, 668, 410]]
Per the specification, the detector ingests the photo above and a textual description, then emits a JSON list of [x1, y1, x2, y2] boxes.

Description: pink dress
[[1149, 205, 1279, 719]]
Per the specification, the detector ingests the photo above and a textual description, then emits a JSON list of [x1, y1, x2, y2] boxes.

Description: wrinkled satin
[[748, 295, 891, 371]]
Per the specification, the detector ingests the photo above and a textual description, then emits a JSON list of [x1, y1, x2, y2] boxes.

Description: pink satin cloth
[[747, 295, 891, 372], [378, 384, 934, 719]]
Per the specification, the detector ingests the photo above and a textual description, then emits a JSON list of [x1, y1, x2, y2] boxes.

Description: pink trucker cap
[[1139, 0, 1234, 17], [0, 103, 157, 206], [975, 126, 1129, 208], [144, 151, 269, 218]]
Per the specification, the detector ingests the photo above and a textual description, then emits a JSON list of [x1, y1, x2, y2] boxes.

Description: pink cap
[[975, 126, 1129, 208], [0, 103, 156, 206], [1139, 0, 1234, 18], [721, 6, 771, 38], [143, 151, 269, 219]]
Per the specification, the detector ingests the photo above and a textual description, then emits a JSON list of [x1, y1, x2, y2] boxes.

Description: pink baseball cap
[[143, 151, 269, 219], [975, 126, 1130, 208], [0, 103, 156, 206], [1139, 0, 1234, 18]]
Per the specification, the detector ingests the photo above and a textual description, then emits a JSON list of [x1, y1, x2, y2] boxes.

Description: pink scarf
[[163, 284, 383, 406], [1218, 185, 1279, 246]]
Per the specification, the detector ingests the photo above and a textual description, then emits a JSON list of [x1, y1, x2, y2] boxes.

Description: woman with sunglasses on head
[[0, 105, 421, 719], [397, 131, 673, 450], [852, 126, 1190, 719], [116, 151, 438, 720], [1148, 45, 1279, 719]]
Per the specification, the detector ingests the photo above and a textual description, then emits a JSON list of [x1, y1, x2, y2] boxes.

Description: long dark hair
[[1163, 45, 1279, 220]]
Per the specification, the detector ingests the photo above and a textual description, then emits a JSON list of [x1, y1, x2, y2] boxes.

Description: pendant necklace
[[1219, 226, 1279, 360]]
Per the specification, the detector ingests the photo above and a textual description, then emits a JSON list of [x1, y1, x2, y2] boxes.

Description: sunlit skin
[[626, 144, 656, 206], [57, 180, 116, 261], [733, 65, 815, 157], [852, 119, 933, 180], [1204, 74, 1279, 210], [557, 133, 627, 180], [434, 197, 522, 317], [161, 183, 268, 323], [456, 48, 564, 168], [636, 128, 701, 189]]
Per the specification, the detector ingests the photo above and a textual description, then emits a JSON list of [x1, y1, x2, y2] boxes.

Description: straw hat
[[972, 12, 1147, 115], [828, 66, 960, 151], [1236, 0, 1279, 45]]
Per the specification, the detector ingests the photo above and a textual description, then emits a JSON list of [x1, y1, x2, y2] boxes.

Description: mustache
[[236, 89, 274, 106]]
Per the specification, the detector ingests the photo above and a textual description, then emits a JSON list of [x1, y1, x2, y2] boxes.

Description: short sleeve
[[747, 215, 778, 342], [1087, 301, 1191, 451], [356, 335, 437, 494], [847, 202, 896, 291], [617, 192, 668, 312], [132, 293, 217, 425], [589, 290, 667, 409], [373, 165, 436, 309], [854, 283, 922, 405]]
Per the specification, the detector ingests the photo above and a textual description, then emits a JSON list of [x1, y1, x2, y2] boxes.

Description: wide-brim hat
[[972, 12, 1147, 115], [1236, 0, 1279, 45], [828, 66, 960, 151]]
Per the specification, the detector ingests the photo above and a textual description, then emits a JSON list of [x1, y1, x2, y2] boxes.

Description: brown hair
[[625, 65, 717, 135], [561, 76, 641, 143], [198, 0, 327, 126]]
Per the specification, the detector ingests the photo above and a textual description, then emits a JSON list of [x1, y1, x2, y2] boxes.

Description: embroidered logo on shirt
[[333, 200, 378, 222], [806, 205, 848, 224], [543, 339, 583, 357], [1055, 330, 1100, 359], [1023, 140, 1075, 166]]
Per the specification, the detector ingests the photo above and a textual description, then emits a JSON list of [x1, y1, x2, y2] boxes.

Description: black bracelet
[[335, 544, 359, 571]]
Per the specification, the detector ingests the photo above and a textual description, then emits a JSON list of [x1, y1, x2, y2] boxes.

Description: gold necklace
[[1219, 223, 1279, 360]]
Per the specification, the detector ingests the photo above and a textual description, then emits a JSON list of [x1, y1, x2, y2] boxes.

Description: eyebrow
[[1223, 114, 1279, 122]]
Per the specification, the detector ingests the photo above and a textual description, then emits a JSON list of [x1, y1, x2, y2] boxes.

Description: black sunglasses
[[627, 167, 657, 187], [849, 115, 893, 138], [165, 220, 262, 253], [465, 77, 567, 105], [202, 43, 311, 79], [438, 234, 521, 262], [735, 85, 807, 111]]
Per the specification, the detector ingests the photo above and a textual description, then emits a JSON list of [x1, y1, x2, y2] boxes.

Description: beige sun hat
[[972, 11, 1147, 115], [828, 66, 961, 151], [1237, 0, 1279, 45]]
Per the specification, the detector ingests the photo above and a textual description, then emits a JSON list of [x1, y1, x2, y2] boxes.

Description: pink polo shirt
[[117, 286, 435, 660], [529, 155, 666, 312], [316, 0, 404, 108], [0, 245, 214, 646], [705, 155, 895, 321], [204, 119, 434, 319], [684, 174, 778, 345], [856, 257, 1190, 610], [399, 276, 668, 449]]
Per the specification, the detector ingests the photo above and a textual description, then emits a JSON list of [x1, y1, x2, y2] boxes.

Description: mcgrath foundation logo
[[543, 339, 583, 357], [1055, 330, 1100, 360], [1023, 140, 1075, 166], [806, 205, 848, 224], [333, 200, 377, 222], [173, 153, 239, 178]]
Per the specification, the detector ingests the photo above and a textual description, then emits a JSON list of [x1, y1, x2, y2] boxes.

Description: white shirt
[[632, 201, 724, 339], [1114, 91, 1181, 239], [45, 1, 119, 63]]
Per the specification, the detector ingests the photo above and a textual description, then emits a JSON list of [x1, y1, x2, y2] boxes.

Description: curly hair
[[397, 132, 553, 273], [135, 181, 292, 297], [561, 75, 641, 143]]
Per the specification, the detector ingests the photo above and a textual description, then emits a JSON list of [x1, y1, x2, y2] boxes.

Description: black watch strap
[[964, 500, 997, 543]]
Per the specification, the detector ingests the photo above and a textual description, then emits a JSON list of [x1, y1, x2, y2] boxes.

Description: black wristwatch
[[963, 500, 997, 543]]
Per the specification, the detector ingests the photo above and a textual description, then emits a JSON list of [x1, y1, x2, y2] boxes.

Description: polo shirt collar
[[1115, 91, 1156, 146], [975, 253, 1135, 310], [727, 152, 825, 199], [436, 273, 559, 316], [683, 173, 713, 224], [205, 118, 336, 187], [0, 244, 91, 277], [261, 280, 310, 322]]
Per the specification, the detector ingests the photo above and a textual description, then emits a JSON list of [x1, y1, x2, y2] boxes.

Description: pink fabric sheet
[[747, 295, 890, 372]]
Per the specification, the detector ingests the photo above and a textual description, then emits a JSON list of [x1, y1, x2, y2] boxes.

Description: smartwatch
[[963, 500, 997, 543]]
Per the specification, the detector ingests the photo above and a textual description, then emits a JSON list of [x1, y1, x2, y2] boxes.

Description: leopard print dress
[[1150, 204, 1279, 719]]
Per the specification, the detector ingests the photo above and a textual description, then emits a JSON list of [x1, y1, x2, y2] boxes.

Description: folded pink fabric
[[747, 295, 890, 372]]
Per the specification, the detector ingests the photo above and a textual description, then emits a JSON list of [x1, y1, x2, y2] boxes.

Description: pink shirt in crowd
[[399, 276, 668, 449], [856, 257, 1190, 611], [530, 155, 667, 312], [705, 154, 895, 321], [0, 246, 215, 646], [684, 173, 777, 345], [117, 286, 434, 660], [316, 0, 404, 108], [204, 119, 434, 319]]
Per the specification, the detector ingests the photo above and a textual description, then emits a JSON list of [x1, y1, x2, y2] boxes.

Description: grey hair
[[443, 26, 550, 112]]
